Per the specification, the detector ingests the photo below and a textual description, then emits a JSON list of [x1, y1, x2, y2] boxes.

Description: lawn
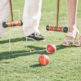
[[0, 0, 81, 81]]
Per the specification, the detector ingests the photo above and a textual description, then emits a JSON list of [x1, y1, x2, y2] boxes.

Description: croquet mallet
[[46, 0, 68, 33], [3, 0, 23, 28]]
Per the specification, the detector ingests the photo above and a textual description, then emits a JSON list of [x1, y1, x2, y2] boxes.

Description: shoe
[[27, 32, 44, 41], [74, 36, 81, 47], [62, 27, 79, 46]]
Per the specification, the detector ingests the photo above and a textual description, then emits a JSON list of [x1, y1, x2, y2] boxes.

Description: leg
[[67, 0, 78, 32], [62, 0, 78, 46], [23, 0, 42, 36], [0, 0, 10, 39], [23, 0, 44, 41]]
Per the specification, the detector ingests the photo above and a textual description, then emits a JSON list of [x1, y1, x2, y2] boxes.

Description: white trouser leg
[[0, 0, 10, 38], [23, 0, 42, 36]]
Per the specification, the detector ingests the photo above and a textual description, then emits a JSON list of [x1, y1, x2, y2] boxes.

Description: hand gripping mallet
[[2, 0, 23, 28], [46, 0, 68, 33]]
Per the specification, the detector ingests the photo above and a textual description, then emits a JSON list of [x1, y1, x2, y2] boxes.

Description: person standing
[[62, 0, 80, 46], [0, 0, 44, 41], [23, 0, 44, 41]]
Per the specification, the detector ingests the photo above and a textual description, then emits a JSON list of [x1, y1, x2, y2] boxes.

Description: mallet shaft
[[9, 0, 14, 21], [56, 0, 60, 27]]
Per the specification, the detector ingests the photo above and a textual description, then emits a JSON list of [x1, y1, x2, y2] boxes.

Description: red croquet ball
[[39, 54, 49, 65], [46, 44, 56, 53]]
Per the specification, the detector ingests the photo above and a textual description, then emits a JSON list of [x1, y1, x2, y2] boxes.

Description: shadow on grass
[[27, 45, 46, 50], [0, 37, 34, 44], [56, 44, 77, 50], [0, 44, 76, 61], [56, 44, 68, 50], [30, 64, 43, 68], [0, 45, 46, 60]]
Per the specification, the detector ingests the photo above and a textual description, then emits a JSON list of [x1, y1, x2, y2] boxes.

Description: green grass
[[0, 0, 81, 81]]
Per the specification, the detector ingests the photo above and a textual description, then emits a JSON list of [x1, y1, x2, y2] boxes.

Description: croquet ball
[[39, 54, 49, 65], [46, 44, 56, 53]]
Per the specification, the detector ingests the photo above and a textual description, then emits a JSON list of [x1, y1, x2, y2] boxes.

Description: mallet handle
[[9, 0, 14, 21], [56, 0, 60, 27]]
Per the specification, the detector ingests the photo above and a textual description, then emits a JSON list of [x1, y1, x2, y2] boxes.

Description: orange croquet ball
[[39, 54, 49, 65], [46, 44, 56, 53]]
